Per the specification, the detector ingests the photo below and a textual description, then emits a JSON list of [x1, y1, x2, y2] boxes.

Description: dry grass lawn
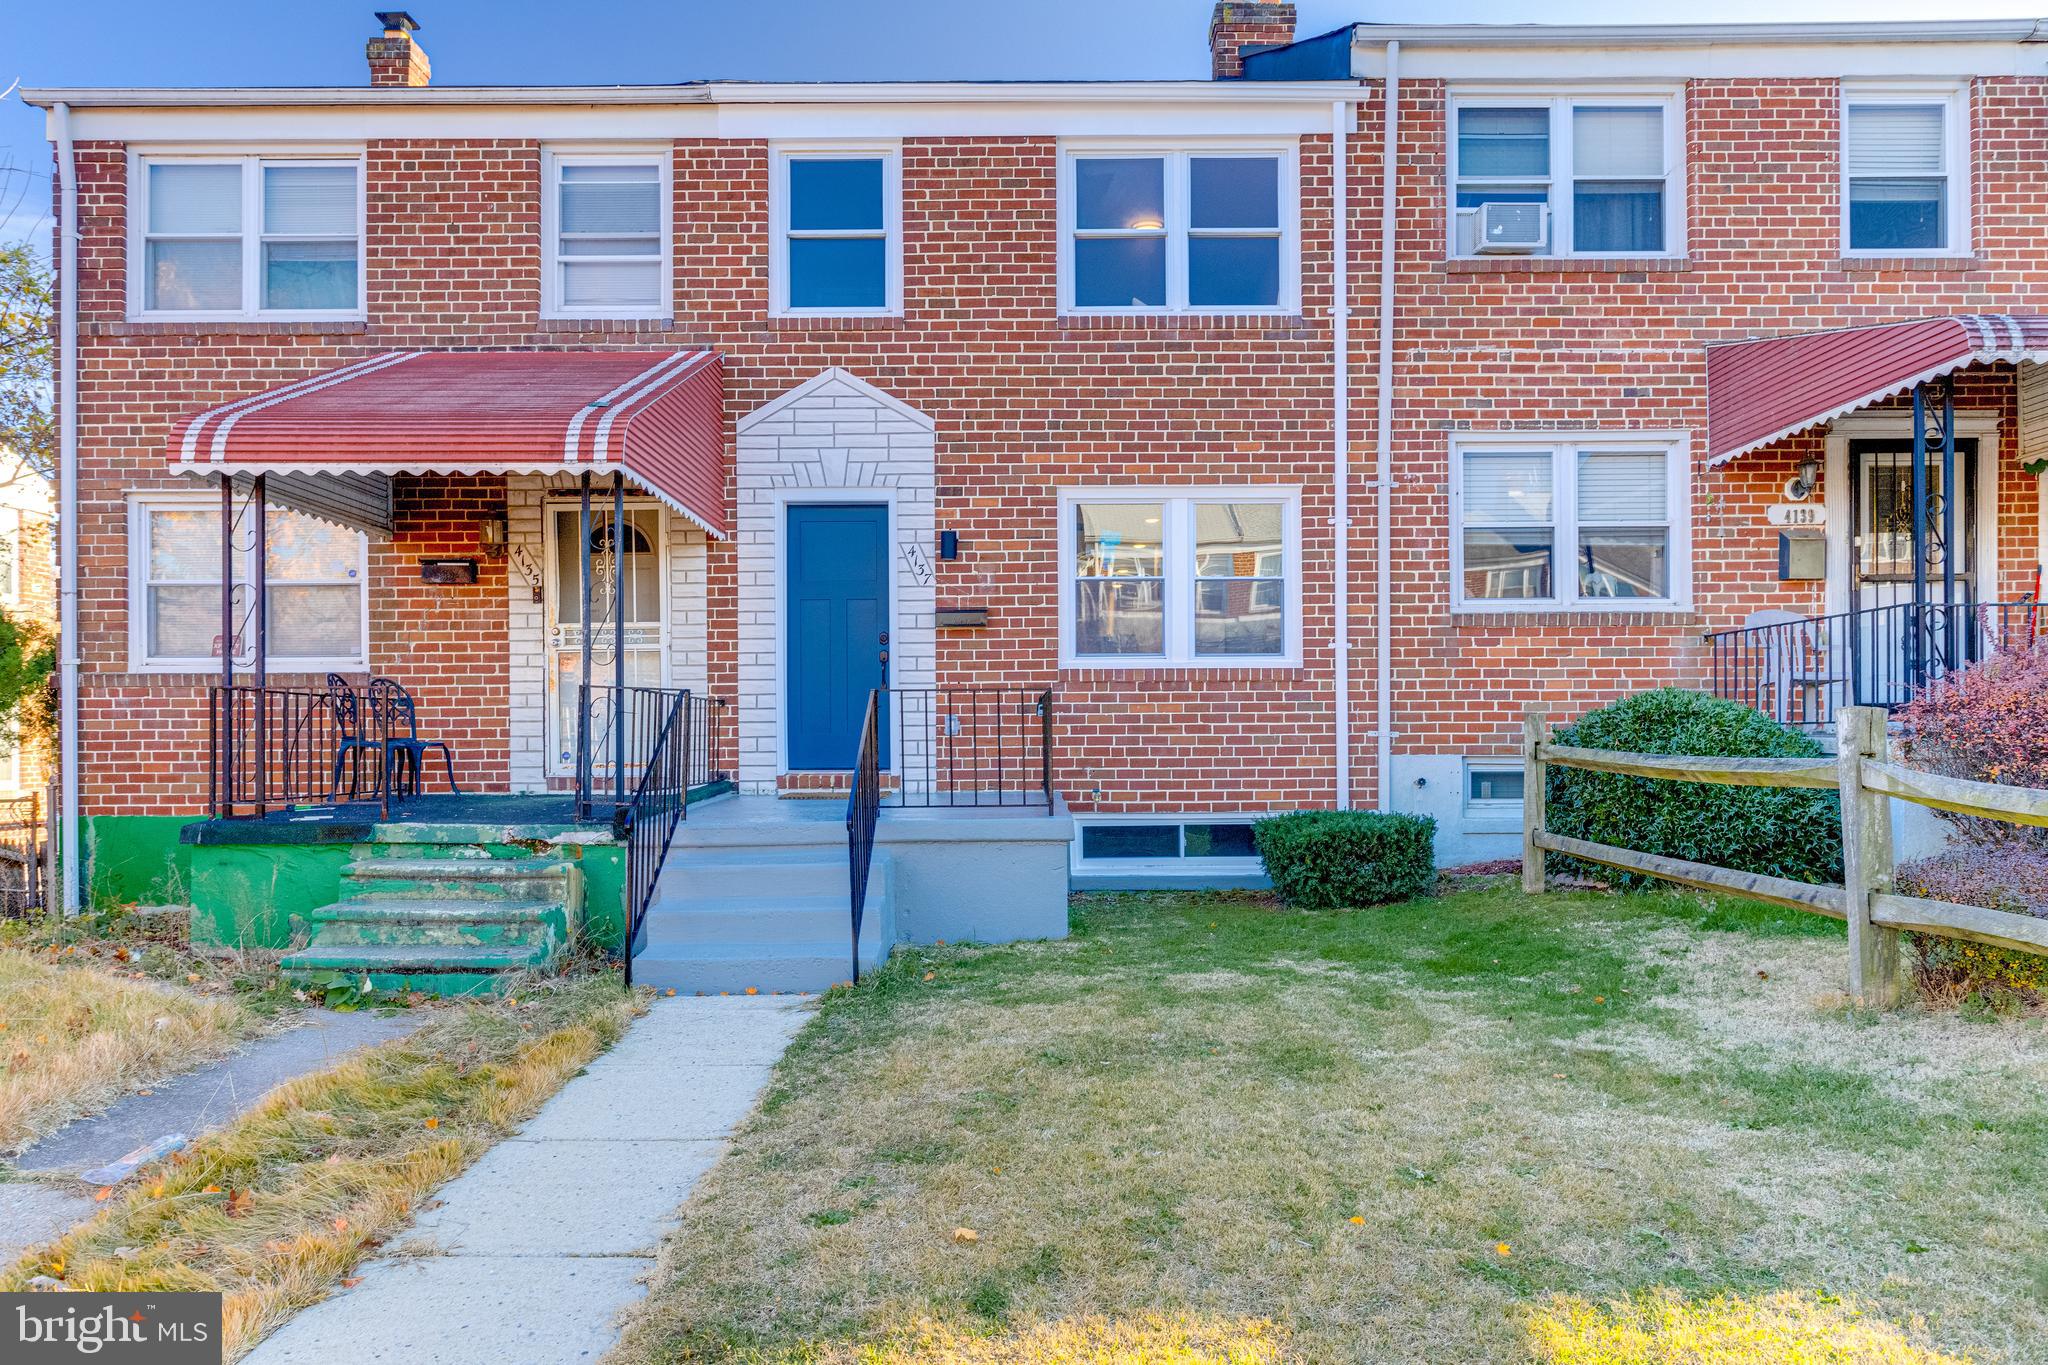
[[0, 946, 249, 1152], [1, 972, 642, 1360], [612, 883, 2048, 1364]]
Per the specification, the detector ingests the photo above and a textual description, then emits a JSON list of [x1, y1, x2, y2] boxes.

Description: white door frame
[[771, 486, 900, 775], [1822, 411, 2001, 618], [540, 496, 672, 779]]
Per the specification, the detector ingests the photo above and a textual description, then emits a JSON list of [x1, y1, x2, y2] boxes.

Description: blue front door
[[786, 504, 889, 770]]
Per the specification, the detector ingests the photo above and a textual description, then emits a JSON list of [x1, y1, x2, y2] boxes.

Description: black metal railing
[[1706, 599, 2039, 730], [879, 686, 1056, 812], [845, 688, 883, 985], [575, 684, 730, 824], [208, 683, 393, 820], [619, 687, 701, 989]]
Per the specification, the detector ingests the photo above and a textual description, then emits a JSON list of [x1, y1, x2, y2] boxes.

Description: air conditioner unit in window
[[1473, 202, 1549, 254]]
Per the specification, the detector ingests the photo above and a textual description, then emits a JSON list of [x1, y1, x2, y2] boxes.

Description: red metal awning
[[167, 349, 727, 538], [1705, 314, 2048, 466]]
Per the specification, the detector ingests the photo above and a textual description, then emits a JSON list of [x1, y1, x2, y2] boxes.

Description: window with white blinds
[[136, 157, 362, 317], [1450, 94, 1680, 257], [544, 153, 669, 317], [1844, 93, 1963, 253], [1454, 439, 1686, 608]]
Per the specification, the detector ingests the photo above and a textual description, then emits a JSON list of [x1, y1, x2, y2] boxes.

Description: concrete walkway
[[247, 995, 804, 1364], [2, 1009, 428, 1265]]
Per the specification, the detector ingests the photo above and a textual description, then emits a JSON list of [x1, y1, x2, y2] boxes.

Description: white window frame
[[125, 491, 370, 673], [1839, 82, 1972, 260], [0, 509, 20, 605], [1446, 88, 1685, 260], [1462, 759, 1526, 828], [127, 148, 367, 322], [767, 141, 903, 318], [1058, 139, 1301, 317], [1057, 486, 1301, 669], [540, 146, 673, 320], [1448, 433, 1692, 613], [1070, 813, 1266, 879]]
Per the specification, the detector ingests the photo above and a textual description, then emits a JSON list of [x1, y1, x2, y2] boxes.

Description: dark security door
[[786, 504, 889, 770]]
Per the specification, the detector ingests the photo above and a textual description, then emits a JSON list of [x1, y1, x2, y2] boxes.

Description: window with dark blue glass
[[784, 156, 889, 310], [1846, 103, 1950, 252], [1069, 150, 1287, 312]]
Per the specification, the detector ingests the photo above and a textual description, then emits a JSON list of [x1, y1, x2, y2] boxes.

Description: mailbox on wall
[[1777, 531, 1825, 581]]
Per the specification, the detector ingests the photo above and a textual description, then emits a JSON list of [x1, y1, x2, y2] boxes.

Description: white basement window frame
[[1057, 139, 1300, 317], [1462, 759, 1526, 827], [541, 147, 673, 320], [1070, 813, 1265, 878], [1446, 88, 1685, 259], [1058, 486, 1301, 669], [1840, 82, 1972, 259], [767, 141, 903, 317], [126, 491, 370, 674], [128, 150, 366, 321], [1449, 433, 1692, 613]]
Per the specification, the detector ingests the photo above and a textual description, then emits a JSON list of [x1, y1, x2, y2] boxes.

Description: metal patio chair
[[1744, 608, 1846, 728], [367, 677, 463, 799], [325, 673, 385, 799]]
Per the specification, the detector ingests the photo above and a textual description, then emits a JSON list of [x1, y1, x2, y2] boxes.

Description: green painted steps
[[281, 844, 584, 995]]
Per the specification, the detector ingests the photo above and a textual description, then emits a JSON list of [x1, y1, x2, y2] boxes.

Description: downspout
[[1331, 98, 1351, 809], [54, 104, 81, 913], [1374, 43, 1400, 812]]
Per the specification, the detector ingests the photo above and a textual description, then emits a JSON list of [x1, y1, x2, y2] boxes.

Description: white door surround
[[1821, 411, 2001, 619], [734, 369, 937, 794]]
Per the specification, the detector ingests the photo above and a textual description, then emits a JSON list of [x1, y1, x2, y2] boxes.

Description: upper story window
[[1060, 144, 1298, 315], [770, 145, 901, 315], [1842, 85, 1969, 256], [1449, 94, 1682, 259], [127, 493, 367, 671], [1451, 435, 1690, 612], [1059, 488, 1299, 667], [132, 155, 363, 319], [543, 150, 670, 318]]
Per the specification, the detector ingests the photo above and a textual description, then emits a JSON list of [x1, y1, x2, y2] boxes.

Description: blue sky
[[6, 0, 2044, 246]]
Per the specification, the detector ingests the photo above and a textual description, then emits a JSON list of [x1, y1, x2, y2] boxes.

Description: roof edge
[[1340, 18, 2046, 49]]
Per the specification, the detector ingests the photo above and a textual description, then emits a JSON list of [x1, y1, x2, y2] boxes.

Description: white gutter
[[1373, 44, 1399, 814], [1330, 97, 1351, 810], [19, 79, 1361, 110], [1344, 18, 2047, 48], [54, 103, 80, 914]]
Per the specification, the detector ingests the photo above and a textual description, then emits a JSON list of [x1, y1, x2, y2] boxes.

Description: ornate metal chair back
[[367, 678, 420, 741], [325, 673, 362, 739]]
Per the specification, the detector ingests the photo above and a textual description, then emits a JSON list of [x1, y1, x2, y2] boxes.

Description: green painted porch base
[[282, 966, 518, 998]]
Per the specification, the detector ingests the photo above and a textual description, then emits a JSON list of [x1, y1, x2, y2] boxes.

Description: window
[[1073, 816, 1262, 876], [1449, 94, 1681, 257], [0, 513, 18, 604], [543, 151, 669, 317], [1062, 145, 1296, 313], [1464, 762, 1525, 823], [1843, 87, 1968, 255], [1061, 489, 1298, 666], [128, 494, 367, 670], [133, 156, 362, 317], [770, 147, 900, 315], [1452, 437, 1688, 610]]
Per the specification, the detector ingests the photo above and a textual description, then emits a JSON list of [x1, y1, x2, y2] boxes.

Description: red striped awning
[[168, 350, 727, 537], [1706, 314, 2048, 466]]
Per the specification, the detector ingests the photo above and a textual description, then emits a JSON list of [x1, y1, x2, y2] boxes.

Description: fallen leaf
[[664, 989, 676, 997], [745, 987, 759, 996], [224, 1189, 253, 1218], [922, 972, 936, 982], [1349, 1215, 1365, 1225], [1496, 1242, 1512, 1257], [202, 1184, 222, 1194], [951, 1227, 979, 1244], [331, 1217, 349, 1233], [341, 1277, 362, 1289], [93, 1187, 112, 1202], [424, 1117, 440, 1130]]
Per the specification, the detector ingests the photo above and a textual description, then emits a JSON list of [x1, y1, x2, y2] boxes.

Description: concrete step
[[345, 855, 570, 880], [656, 849, 848, 901], [629, 940, 882, 995], [311, 897, 564, 925], [282, 941, 555, 975], [641, 894, 870, 947]]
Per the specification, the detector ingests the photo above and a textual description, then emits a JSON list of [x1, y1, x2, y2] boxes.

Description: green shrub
[[1252, 810, 1436, 909], [1896, 845, 2048, 1004], [1545, 688, 1842, 889]]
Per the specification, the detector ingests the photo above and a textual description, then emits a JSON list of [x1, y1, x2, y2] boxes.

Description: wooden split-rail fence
[[1522, 704, 2048, 1008]]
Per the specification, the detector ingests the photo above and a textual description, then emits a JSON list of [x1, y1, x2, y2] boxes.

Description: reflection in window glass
[[1081, 824, 1179, 860], [1074, 504, 1164, 656], [1194, 502, 1285, 656]]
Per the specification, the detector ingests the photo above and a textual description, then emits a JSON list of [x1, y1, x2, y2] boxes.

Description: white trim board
[[1820, 410, 2003, 619]]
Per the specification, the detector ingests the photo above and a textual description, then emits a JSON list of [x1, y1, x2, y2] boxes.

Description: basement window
[[1073, 816, 1262, 877], [1464, 761, 1526, 824]]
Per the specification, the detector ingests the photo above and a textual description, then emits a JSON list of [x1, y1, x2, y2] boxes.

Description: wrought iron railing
[[845, 688, 883, 985], [208, 682, 393, 820], [575, 684, 729, 824], [0, 789, 47, 917], [879, 686, 1056, 812], [1706, 599, 2039, 731], [618, 687, 702, 989]]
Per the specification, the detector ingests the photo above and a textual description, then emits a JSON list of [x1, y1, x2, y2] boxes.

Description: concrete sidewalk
[[247, 995, 805, 1364]]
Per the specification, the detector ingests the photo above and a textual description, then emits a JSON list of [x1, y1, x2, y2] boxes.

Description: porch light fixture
[[1786, 457, 1821, 502], [478, 512, 509, 556]]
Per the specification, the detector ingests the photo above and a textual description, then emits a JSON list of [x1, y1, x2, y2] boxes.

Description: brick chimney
[[1208, 2, 1296, 79], [367, 10, 431, 88]]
